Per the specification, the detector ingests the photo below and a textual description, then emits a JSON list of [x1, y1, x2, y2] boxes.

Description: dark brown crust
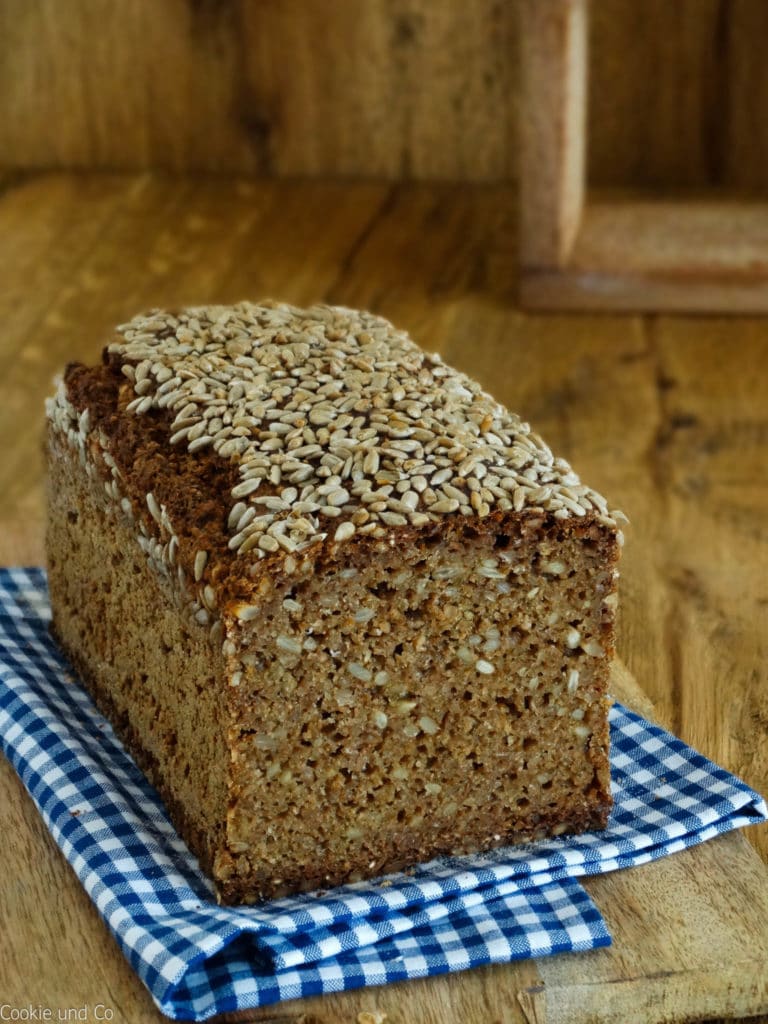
[[64, 357, 247, 605], [62, 356, 621, 607]]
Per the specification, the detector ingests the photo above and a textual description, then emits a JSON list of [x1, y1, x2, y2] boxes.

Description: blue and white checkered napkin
[[1, 569, 765, 1020]]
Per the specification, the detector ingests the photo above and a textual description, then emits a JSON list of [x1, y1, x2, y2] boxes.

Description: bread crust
[[45, 303, 620, 904]]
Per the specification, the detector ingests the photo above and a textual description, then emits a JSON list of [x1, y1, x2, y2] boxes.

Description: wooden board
[[518, 0, 768, 313], [1, 173, 767, 1023], [520, 198, 768, 314]]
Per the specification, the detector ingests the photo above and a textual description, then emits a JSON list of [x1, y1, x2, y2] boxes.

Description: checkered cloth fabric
[[1, 568, 765, 1020]]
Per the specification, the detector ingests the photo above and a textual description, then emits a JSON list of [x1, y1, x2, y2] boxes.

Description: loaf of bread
[[45, 302, 621, 905]]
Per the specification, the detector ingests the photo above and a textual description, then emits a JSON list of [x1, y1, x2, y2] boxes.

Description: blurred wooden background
[[1, 0, 767, 188]]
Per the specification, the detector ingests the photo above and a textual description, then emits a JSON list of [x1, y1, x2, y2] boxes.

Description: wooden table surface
[[1, 172, 767, 1022]]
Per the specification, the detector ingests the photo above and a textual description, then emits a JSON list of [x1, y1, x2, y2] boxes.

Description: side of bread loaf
[[46, 302, 621, 904]]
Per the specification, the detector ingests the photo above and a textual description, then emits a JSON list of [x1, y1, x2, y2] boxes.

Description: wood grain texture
[[519, 195, 768, 313], [589, 0, 768, 194], [518, 0, 768, 314], [1, 173, 767, 1023], [519, 0, 587, 266], [2, 0, 768, 189], [0, 0, 515, 180], [588, 0, 726, 190]]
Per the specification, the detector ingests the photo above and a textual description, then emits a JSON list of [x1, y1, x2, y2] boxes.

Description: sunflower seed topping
[[45, 301, 621, 578], [334, 521, 356, 543]]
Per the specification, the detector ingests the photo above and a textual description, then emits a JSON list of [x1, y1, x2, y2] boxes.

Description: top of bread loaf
[[47, 301, 622, 611]]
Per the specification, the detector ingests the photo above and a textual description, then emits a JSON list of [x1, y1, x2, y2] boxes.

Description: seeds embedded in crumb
[[434, 565, 463, 581], [566, 628, 581, 649], [542, 561, 566, 576], [475, 659, 495, 675], [354, 607, 375, 623], [276, 636, 303, 654], [418, 715, 440, 735], [567, 669, 580, 693], [347, 662, 372, 682], [234, 604, 260, 621], [477, 565, 506, 580], [194, 550, 208, 582], [583, 639, 605, 657], [372, 710, 388, 729]]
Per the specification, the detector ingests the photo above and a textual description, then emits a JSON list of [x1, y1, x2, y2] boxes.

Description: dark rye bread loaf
[[45, 301, 623, 905]]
